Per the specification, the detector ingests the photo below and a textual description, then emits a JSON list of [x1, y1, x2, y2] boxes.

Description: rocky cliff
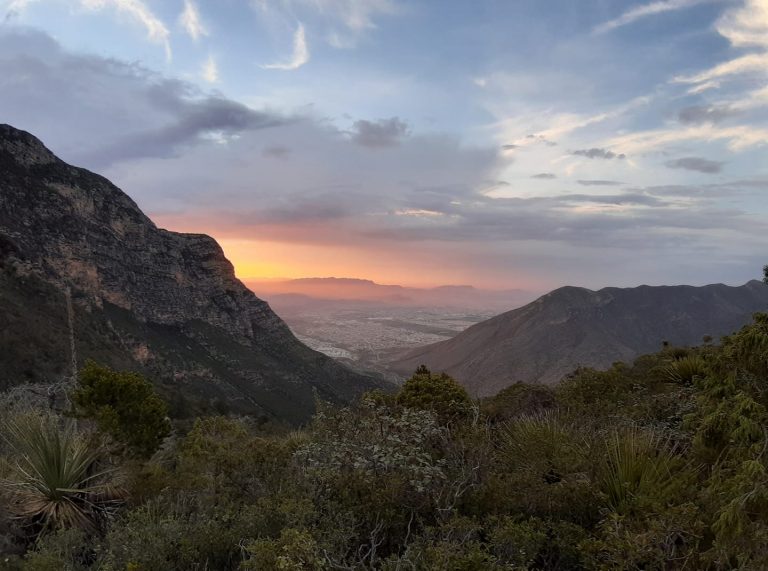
[[392, 281, 768, 397], [0, 124, 385, 423]]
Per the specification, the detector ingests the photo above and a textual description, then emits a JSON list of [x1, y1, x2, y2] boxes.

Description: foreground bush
[[7, 315, 768, 568]]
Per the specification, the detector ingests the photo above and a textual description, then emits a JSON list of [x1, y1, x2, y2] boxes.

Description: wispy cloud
[[291, 0, 397, 32], [674, 52, 768, 87], [81, 0, 171, 60], [593, 0, 716, 34], [577, 179, 623, 186], [179, 0, 208, 42], [573, 147, 626, 160], [261, 22, 309, 70], [262, 0, 399, 48], [4, 0, 172, 58], [201, 54, 218, 83], [673, 0, 768, 90]]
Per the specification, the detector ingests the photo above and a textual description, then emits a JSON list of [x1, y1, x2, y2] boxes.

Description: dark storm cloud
[[573, 148, 626, 160], [677, 104, 739, 125], [577, 179, 622, 186], [350, 117, 409, 148], [665, 157, 724, 174], [532, 173, 557, 179]]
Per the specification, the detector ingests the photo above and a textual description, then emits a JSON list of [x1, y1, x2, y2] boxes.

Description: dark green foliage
[[397, 365, 473, 424], [9, 313, 768, 569], [72, 361, 170, 457], [481, 382, 556, 422]]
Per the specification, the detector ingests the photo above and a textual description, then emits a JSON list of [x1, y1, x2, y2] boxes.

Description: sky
[[1, 0, 767, 290]]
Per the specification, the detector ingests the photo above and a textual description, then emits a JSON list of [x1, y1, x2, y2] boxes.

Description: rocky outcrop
[[0, 124, 385, 422]]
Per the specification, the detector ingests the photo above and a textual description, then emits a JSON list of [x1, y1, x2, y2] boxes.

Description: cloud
[[593, 0, 715, 34], [201, 54, 218, 83], [573, 148, 626, 160], [179, 0, 208, 41], [665, 157, 725, 173], [262, 145, 291, 158], [674, 53, 768, 87], [350, 117, 409, 147], [289, 0, 397, 32], [81, 0, 172, 60], [0, 29, 287, 167], [577, 180, 623, 186], [5, 0, 172, 58], [501, 144, 519, 150], [1, 27, 765, 289], [673, 0, 768, 90], [608, 122, 768, 153], [83, 97, 286, 166], [258, 0, 398, 48], [526, 134, 557, 147], [678, 104, 739, 124], [261, 22, 309, 70], [532, 173, 556, 179]]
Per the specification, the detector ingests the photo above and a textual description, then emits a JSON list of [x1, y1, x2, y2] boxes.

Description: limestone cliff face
[[0, 124, 384, 422]]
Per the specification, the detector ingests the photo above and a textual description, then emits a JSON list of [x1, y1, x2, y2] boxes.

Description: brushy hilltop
[[2, 304, 768, 569], [393, 280, 768, 396]]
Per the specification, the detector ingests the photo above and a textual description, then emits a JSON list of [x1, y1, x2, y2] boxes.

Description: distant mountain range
[[246, 277, 536, 310], [392, 281, 768, 396], [0, 125, 385, 423]]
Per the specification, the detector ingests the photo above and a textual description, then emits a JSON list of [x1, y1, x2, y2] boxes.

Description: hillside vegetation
[[2, 304, 768, 569]]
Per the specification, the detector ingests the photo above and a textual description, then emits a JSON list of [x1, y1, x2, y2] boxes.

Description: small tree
[[72, 362, 170, 457], [397, 366, 472, 425]]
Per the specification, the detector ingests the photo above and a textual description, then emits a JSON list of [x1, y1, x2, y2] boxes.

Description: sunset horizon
[[1, 0, 766, 292]]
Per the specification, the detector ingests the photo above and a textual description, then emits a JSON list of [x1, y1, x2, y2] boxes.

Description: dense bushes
[[4, 313, 768, 568]]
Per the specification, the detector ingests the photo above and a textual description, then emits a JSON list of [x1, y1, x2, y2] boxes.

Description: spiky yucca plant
[[600, 428, 678, 514], [663, 355, 708, 384], [2, 413, 122, 532]]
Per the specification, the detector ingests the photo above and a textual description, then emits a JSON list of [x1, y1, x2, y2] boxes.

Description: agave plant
[[500, 410, 590, 477], [663, 355, 708, 384], [600, 427, 679, 514], [2, 413, 123, 533]]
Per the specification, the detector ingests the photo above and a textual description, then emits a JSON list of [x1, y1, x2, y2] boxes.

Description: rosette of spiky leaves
[[2, 413, 123, 533]]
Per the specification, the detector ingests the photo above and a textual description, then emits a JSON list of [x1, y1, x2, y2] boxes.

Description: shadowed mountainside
[[0, 124, 386, 423], [392, 281, 768, 396]]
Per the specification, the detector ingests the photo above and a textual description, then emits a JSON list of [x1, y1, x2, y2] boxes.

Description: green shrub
[[397, 365, 473, 424], [72, 362, 170, 457]]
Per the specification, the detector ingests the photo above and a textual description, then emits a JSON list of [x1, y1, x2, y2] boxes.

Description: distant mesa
[[246, 276, 533, 310]]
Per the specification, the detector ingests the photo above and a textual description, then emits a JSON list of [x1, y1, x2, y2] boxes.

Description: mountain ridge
[[246, 277, 534, 309], [391, 279, 768, 396], [0, 124, 384, 422]]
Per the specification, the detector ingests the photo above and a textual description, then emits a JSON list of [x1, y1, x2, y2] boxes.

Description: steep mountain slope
[[392, 281, 768, 396], [0, 124, 385, 423]]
